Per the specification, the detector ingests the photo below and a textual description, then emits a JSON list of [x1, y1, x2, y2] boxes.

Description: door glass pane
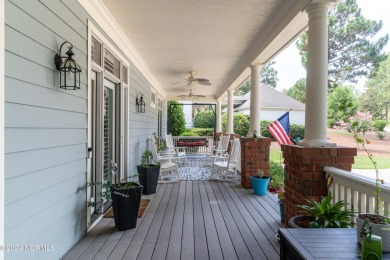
[[91, 36, 101, 65], [103, 87, 114, 182]]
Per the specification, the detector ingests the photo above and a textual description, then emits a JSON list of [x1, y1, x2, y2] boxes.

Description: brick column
[[281, 145, 357, 225], [240, 137, 272, 188]]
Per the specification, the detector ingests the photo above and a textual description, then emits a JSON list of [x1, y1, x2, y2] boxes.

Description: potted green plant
[[110, 177, 143, 231], [250, 169, 270, 196], [137, 150, 160, 195], [78, 170, 142, 231], [288, 191, 353, 228]]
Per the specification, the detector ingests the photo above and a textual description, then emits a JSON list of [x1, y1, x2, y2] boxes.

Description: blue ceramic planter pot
[[250, 176, 270, 196]]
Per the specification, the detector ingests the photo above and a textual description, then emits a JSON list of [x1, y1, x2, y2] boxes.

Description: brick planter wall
[[240, 137, 272, 188], [281, 145, 357, 225]]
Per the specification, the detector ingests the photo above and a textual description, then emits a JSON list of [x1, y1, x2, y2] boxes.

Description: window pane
[[104, 49, 120, 78], [91, 36, 101, 65]]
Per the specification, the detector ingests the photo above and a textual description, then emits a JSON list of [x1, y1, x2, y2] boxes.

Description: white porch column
[[227, 89, 234, 134], [216, 100, 222, 132], [248, 64, 262, 136], [300, 1, 336, 147]]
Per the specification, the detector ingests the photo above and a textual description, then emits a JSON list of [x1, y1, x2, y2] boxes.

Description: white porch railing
[[325, 166, 390, 217], [172, 136, 214, 154]]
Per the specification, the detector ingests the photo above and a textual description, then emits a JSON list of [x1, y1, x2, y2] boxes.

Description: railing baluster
[[352, 189, 358, 216], [345, 188, 351, 211], [334, 183, 339, 203], [360, 193, 365, 214]]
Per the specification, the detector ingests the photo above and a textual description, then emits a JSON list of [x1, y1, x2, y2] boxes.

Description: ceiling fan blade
[[194, 95, 206, 98], [197, 81, 211, 86], [195, 78, 209, 82], [177, 95, 189, 98]]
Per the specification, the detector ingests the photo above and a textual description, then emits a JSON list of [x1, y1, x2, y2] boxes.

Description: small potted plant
[[137, 150, 160, 195], [288, 191, 353, 228], [250, 169, 270, 196]]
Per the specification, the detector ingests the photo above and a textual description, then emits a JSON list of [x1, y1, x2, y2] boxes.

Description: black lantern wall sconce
[[136, 93, 146, 113], [54, 41, 82, 90]]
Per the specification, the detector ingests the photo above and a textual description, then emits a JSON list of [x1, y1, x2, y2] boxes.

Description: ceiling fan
[[172, 71, 211, 86], [177, 88, 206, 99]]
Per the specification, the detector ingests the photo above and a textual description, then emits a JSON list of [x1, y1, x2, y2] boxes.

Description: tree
[[194, 110, 215, 128], [234, 81, 251, 96], [261, 61, 279, 88], [234, 61, 279, 96], [284, 78, 306, 103], [221, 113, 250, 136], [296, 0, 389, 88], [167, 101, 186, 136], [360, 56, 390, 121], [328, 85, 359, 125]]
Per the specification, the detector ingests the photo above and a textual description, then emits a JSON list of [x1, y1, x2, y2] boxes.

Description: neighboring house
[[224, 84, 306, 125], [181, 101, 194, 128]]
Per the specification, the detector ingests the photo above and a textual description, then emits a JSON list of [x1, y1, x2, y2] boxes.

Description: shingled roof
[[235, 84, 305, 110]]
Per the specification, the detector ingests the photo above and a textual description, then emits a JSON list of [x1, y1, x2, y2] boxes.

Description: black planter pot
[[288, 215, 315, 228], [110, 182, 142, 231], [279, 199, 285, 224], [137, 164, 160, 195]]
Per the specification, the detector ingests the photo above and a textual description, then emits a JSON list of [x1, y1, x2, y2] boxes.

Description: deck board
[[204, 181, 238, 260], [193, 181, 209, 260], [151, 183, 180, 260], [62, 179, 282, 260]]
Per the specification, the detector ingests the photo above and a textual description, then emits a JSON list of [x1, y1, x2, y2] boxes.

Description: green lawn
[[353, 156, 390, 169], [270, 148, 283, 163], [270, 147, 390, 169]]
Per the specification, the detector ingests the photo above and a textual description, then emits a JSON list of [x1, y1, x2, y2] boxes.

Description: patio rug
[[104, 198, 151, 218]]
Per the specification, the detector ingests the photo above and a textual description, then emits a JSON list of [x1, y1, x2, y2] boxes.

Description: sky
[[273, 0, 390, 93]]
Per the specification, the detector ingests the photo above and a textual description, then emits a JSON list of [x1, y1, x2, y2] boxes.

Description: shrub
[[167, 101, 186, 136], [374, 120, 387, 131], [260, 120, 273, 138], [328, 118, 337, 128], [191, 128, 214, 136], [290, 124, 305, 140], [269, 161, 284, 191], [222, 113, 250, 136], [180, 132, 199, 136], [376, 131, 386, 140], [194, 110, 215, 128]]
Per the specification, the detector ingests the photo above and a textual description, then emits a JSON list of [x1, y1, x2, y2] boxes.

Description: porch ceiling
[[101, 0, 310, 101]]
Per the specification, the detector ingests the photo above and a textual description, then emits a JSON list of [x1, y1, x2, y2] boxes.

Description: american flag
[[267, 112, 292, 145]]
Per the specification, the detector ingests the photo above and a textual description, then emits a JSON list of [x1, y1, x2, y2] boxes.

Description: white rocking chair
[[165, 133, 188, 165], [149, 137, 180, 183], [203, 134, 230, 166], [211, 138, 241, 181]]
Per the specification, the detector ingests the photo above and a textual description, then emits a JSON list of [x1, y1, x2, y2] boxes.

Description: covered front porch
[[63, 180, 282, 260]]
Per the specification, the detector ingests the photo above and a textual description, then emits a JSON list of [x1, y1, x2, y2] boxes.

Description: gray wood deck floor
[[62, 181, 283, 260]]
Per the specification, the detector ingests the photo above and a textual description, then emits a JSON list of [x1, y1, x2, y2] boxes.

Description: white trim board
[[0, 0, 5, 258]]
